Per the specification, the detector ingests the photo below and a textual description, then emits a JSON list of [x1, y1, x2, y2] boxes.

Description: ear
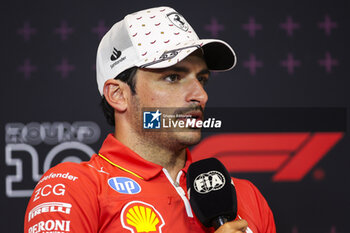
[[103, 79, 128, 112]]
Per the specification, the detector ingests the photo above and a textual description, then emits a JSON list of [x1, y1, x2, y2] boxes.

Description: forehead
[[174, 49, 207, 69]]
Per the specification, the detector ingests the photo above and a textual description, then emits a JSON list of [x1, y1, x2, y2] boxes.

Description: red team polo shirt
[[24, 134, 276, 233]]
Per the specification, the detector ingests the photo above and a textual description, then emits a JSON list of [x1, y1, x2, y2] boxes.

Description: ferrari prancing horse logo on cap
[[121, 201, 165, 233], [166, 12, 189, 32]]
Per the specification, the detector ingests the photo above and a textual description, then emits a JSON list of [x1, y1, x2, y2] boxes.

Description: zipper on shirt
[[162, 168, 193, 218]]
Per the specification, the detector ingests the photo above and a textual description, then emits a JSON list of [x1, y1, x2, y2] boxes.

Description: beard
[[128, 94, 202, 151]]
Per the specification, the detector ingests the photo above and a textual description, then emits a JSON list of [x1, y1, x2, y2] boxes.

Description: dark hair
[[100, 67, 138, 126]]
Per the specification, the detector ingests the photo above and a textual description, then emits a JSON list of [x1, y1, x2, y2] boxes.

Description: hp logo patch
[[143, 110, 162, 129], [194, 171, 225, 194], [108, 177, 141, 194]]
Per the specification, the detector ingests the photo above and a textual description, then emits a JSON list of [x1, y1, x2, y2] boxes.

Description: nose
[[185, 78, 208, 107]]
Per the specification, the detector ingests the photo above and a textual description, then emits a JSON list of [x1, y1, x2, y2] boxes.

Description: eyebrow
[[198, 69, 211, 76], [165, 66, 211, 76]]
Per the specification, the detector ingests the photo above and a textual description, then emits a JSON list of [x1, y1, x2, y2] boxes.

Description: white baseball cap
[[96, 6, 237, 95]]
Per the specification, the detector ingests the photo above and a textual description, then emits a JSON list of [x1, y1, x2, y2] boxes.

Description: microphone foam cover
[[186, 158, 237, 227]]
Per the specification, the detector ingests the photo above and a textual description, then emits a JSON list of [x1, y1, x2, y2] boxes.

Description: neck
[[114, 129, 187, 181]]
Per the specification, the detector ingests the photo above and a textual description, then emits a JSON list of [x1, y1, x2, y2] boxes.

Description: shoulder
[[26, 155, 103, 215], [25, 156, 102, 232], [231, 177, 276, 232], [31, 155, 103, 202], [231, 177, 260, 193], [232, 177, 258, 192], [231, 177, 268, 208], [37, 154, 101, 185]]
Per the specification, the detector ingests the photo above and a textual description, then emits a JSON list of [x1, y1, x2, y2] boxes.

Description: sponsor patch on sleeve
[[28, 220, 70, 233], [28, 202, 72, 222]]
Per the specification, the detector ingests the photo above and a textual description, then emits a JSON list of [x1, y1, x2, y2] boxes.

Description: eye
[[197, 76, 209, 86], [164, 74, 180, 83]]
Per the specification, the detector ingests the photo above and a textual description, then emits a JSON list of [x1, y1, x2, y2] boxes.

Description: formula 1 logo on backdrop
[[191, 132, 344, 182], [5, 122, 100, 197]]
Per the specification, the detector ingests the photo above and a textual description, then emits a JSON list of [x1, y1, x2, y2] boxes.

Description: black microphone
[[186, 158, 237, 230]]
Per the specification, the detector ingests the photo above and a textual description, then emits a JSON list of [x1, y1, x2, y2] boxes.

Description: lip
[[186, 111, 203, 121], [176, 111, 203, 122]]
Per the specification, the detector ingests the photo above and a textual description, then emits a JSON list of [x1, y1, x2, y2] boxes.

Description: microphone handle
[[212, 216, 229, 230]]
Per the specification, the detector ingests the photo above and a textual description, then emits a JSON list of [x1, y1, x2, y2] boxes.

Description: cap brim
[[135, 39, 236, 71]]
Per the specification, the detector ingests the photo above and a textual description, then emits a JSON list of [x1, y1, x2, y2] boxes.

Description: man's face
[[128, 50, 209, 150]]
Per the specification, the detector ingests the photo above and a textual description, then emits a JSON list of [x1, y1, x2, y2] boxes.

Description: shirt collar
[[98, 134, 193, 180]]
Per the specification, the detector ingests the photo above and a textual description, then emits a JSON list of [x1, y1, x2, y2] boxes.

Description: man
[[24, 6, 276, 233]]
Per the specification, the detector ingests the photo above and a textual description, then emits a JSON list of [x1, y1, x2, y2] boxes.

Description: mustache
[[173, 105, 204, 116]]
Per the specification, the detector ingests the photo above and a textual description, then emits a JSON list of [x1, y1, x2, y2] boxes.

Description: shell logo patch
[[121, 201, 165, 233]]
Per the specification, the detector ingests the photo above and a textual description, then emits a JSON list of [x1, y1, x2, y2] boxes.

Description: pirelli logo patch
[[28, 202, 72, 222]]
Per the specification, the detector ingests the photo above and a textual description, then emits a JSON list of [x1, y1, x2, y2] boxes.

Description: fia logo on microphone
[[194, 171, 225, 194]]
